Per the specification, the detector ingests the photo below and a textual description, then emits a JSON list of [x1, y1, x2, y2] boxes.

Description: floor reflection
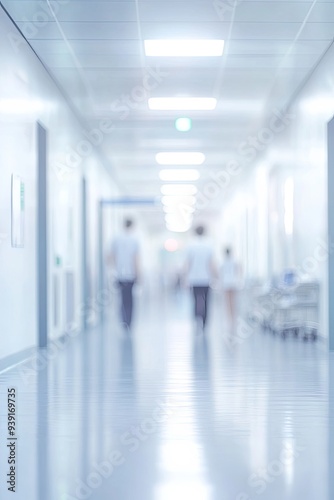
[[0, 291, 331, 500]]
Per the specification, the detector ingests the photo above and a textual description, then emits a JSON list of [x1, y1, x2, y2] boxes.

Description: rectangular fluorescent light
[[161, 195, 196, 206], [163, 205, 195, 214], [156, 152, 205, 165], [165, 214, 193, 225], [166, 223, 192, 233], [144, 39, 224, 57], [159, 169, 200, 181], [161, 185, 197, 196], [149, 98, 217, 111]]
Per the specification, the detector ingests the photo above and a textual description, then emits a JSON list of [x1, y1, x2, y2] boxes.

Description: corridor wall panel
[[0, 7, 118, 360], [218, 39, 334, 340]]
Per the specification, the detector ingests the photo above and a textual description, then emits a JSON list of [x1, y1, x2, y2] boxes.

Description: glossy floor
[[0, 290, 332, 500]]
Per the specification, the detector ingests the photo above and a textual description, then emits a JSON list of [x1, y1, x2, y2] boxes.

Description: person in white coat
[[185, 225, 217, 330], [110, 219, 140, 330]]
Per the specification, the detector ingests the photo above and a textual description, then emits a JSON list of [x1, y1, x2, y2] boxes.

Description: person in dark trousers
[[110, 219, 140, 330], [185, 225, 217, 331]]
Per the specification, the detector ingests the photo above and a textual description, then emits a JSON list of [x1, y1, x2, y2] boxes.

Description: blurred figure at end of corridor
[[220, 247, 241, 333], [184, 225, 217, 332], [110, 218, 140, 332]]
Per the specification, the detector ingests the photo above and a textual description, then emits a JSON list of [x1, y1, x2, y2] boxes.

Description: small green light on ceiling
[[175, 117, 192, 132]]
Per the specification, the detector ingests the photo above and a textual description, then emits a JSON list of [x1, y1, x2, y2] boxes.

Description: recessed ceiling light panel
[[159, 169, 200, 181], [149, 98, 217, 111], [161, 184, 197, 196], [161, 195, 197, 206], [156, 152, 205, 165], [166, 224, 192, 233], [144, 39, 224, 57], [163, 205, 195, 214], [165, 213, 193, 224]]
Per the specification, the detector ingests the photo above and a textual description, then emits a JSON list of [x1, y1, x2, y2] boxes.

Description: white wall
[[0, 8, 118, 359], [219, 42, 334, 340]]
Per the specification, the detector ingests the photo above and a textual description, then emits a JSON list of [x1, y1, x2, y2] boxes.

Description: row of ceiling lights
[[143, 39, 224, 233], [157, 151, 205, 232]]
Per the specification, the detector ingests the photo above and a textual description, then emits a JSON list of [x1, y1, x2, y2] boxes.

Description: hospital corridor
[[0, 0, 334, 499]]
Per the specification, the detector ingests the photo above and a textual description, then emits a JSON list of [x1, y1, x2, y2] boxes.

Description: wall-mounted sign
[[11, 174, 25, 248]]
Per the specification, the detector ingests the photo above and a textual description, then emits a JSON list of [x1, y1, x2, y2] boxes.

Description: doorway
[[37, 122, 48, 348]]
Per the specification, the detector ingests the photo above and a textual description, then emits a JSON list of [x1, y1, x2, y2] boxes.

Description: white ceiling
[[1, 0, 334, 230]]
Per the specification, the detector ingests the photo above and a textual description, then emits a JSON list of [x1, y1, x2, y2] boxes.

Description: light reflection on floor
[[0, 290, 331, 500]]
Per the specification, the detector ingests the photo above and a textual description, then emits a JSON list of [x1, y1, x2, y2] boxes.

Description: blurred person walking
[[220, 247, 240, 332], [185, 225, 217, 331], [110, 219, 140, 331]]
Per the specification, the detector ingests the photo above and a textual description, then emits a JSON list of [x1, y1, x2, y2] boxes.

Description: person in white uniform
[[110, 219, 140, 330], [220, 247, 240, 329], [185, 225, 217, 330]]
